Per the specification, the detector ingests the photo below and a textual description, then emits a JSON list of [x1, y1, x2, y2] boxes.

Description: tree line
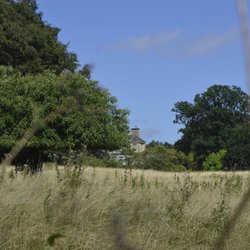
[[172, 84, 250, 170]]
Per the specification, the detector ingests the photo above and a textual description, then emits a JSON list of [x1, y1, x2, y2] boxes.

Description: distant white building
[[109, 127, 146, 164], [130, 128, 146, 153]]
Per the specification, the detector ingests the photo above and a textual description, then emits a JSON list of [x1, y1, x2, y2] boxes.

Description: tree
[[223, 122, 250, 170], [79, 64, 94, 80], [0, 0, 78, 74], [0, 66, 130, 169], [147, 140, 173, 148], [133, 145, 192, 171], [172, 84, 249, 170]]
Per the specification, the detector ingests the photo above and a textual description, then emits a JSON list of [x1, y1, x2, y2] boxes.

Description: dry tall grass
[[0, 166, 250, 249]]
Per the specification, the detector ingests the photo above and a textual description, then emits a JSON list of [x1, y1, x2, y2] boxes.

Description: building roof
[[130, 134, 146, 144]]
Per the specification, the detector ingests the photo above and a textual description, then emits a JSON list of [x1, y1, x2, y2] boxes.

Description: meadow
[[0, 166, 250, 250]]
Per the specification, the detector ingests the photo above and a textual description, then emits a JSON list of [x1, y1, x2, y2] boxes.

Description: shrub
[[82, 155, 123, 168], [133, 145, 188, 171], [203, 149, 227, 171]]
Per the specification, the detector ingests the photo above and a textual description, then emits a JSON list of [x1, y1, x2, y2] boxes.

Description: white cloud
[[186, 28, 238, 56], [108, 27, 238, 57], [109, 30, 181, 52]]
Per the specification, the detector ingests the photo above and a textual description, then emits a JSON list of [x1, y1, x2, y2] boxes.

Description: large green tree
[[0, 0, 78, 74], [0, 66, 130, 169], [172, 84, 249, 170]]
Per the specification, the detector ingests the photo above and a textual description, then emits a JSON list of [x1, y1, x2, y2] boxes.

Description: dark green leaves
[[172, 84, 249, 170], [0, 0, 78, 74], [0, 67, 130, 161]]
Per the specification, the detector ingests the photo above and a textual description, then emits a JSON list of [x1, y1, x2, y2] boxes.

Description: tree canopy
[[0, 66, 130, 168], [0, 0, 78, 74], [133, 145, 192, 171], [147, 140, 173, 149], [172, 84, 249, 170], [223, 122, 250, 170]]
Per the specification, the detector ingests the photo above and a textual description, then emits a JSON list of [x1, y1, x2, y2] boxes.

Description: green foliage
[[203, 149, 227, 171], [172, 84, 249, 170], [223, 122, 250, 170], [133, 145, 190, 171], [147, 140, 173, 148], [102, 158, 123, 168], [83, 155, 123, 168], [0, 67, 130, 166], [79, 64, 93, 80], [82, 155, 106, 167], [0, 0, 78, 74]]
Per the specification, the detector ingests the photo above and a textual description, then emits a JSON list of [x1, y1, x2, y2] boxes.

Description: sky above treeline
[[37, 0, 249, 144]]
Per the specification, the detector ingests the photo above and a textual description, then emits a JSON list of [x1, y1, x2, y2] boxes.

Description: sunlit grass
[[0, 165, 250, 249]]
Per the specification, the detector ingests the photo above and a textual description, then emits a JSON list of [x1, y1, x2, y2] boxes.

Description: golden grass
[[0, 166, 250, 249]]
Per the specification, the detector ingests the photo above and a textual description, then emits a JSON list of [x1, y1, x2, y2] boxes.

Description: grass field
[[1, 165, 250, 249]]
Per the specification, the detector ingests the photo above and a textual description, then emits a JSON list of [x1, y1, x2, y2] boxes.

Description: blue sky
[[37, 0, 248, 144]]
